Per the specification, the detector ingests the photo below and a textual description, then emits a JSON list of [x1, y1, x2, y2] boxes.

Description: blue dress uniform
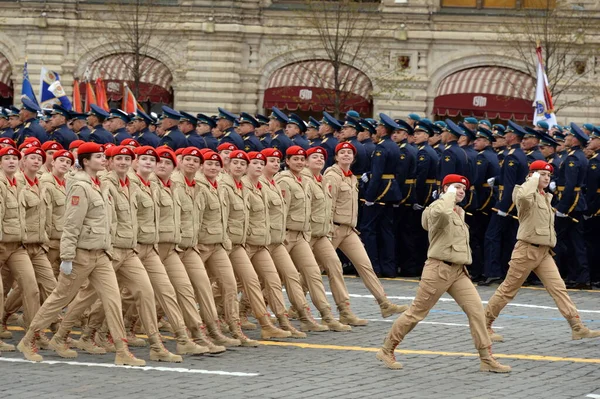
[[196, 113, 218, 151], [458, 123, 479, 214], [554, 123, 590, 288], [76, 123, 92, 142], [306, 116, 321, 148], [361, 113, 403, 277], [15, 97, 48, 146], [288, 113, 310, 150], [481, 121, 528, 285], [87, 105, 114, 145], [341, 116, 368, 176], [238, 112, 263, 152], [269, 107, 293, 154], [437, 119, 469, 185], [256, 114, 273, 148], [216, 108, 244, 149], [319, 111, 340, 169], [47, 105, 78, 149], [359, 118, 377, 162], [432, 121, 446, 156], [0, 109, 14, 138], [585, 130, 600, 286], [132, 110, 160, 147], [107, 109, 133, 145], [523, 127, 546, 165], [180, 111, 207, 149], [470, 127, 500, 281], [159, 106, 187, 150]]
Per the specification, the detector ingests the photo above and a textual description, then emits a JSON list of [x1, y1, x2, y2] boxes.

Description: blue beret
[[570, 122, 590, 144], [536, 121, 549, 130], [21, 96, 40, 113], [475, 127, 495, 142], [479, 119, 492, 128], [506, 121, 527, 137], [464, 117, 478, 124], [51, 104, 71, 118], [346, 110, 360, 118], [359, 118, 376, 135], [591, 126, 600, 139], [162, 106, 182, 121], [407, 113, 421, 121], [217, 107, 237, 122], [307, 116, 320, 129], [445, 119, 465, 137], [414, 121, 433, 136], [342, 116, 363, 132], [108, 108, 131, 123], [492, 124, 505, 135], [583, 123, 595, 132], [89, 104, 110, 119], [321, 111, 342, 131], [239, 112, 260, 128], [539, 133, 558, 147], [133, 109, 153, 125], [434, 121, 447, 132], [196, 113, 216, 129], [269, 106, 289, 125], [180, 111, 198, 126], [255, 114, 269, 126], [551, 124, 562, 132]]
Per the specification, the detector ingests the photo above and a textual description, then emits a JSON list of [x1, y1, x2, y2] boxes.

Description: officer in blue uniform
[[287, 113, 310, 150], [458, 122, 479, 214], [255, 114, 271, 148], [318, 111, 340, 168], [480, 121, 528, 286], [238, 112, 263, 152], [555, 123, 590, 289], [159, 106, 188, 150], [0, 109, 14, 138], [269, 107, 293, 154], [340, 116, 368, 176], [437, 119, 469, 186], [216, 107, 244, 149], [361, 113, 403, 278], [470, 126, 500, 281], [179, 111, 207, 149], [15, 97, 48, 146], [492, 124, 507, 165], [306, 116, 321, 147], [358, 118, 376, 159], [69, 112, 91, 142], [523, 123, 547, 165], [196, 113, 218, 151], [539, 133, 561, 172], [430, 121, 446, 156], [132, 109, 160, 147], [87, 104, 114, 145], [584, 127, 600, 288], [554, 130, 568, 164], [107, 108, 133, 144], [47, 104, 78, 149]]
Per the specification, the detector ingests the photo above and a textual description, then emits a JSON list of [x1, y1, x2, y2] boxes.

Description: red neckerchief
[[53, 174, 65, 187], [136, 174, 151, 187], [256, 182, 262, 190], [314, 174, 322, 183], [184, 176, 196, 187], [293, 173, 302, 183], [119, 176, 129, 187], [91, 177, 101, 187], [343, 169, 353, 177], [270, 179, 275, 186], [7, 176, 17, 187], [208, 179, 218, 189], [159, 177, 171, 188], [24, 174, 39, 187], [235, 179, 243, 190]]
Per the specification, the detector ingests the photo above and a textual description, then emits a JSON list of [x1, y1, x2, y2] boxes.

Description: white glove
[[432, 190, 438, 199], [447, 185, 457, 194], [584, 215, 592, 221], [413, 204, 424, 211], [497, 210, 508, 217], [531, 172, 540, 179], [549, 181, 557, 192], [361, 173, 369, 183], [60, 261, 73, 275], [364, 201, 374, 206], [487, 177, 495, 187], [556, 211, 568, 218], [392, 204, 400, 208]]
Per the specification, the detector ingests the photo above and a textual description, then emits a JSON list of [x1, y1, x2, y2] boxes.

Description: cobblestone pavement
[[1, 277, 600, 399]]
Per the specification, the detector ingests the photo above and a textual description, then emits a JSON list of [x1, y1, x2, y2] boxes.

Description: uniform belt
[[381, 174, 395, 179], [405, 179, 415, 184], [425, 179, 436, 184], [498, 185, 504, 190], [557, 186, 581, 192], [482, 183, 490, 187]]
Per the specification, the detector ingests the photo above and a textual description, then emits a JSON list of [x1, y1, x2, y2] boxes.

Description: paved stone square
[[1, 277, 600, 399]]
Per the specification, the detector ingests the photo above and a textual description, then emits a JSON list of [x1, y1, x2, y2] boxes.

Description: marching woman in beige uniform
[[154, 146, 229, 352], [324, 142, 409, 321], [18, 142, 144, 366], [276, 145, 349, 332], [259, 148, 329, 332], [221, 149, 291, 342], [485, 160, 600, 342], [376, 174, 510, 373]]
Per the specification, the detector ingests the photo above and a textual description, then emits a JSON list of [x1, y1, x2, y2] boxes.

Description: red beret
[[442, 174, 469, 190], [41, 141, 64, 152], [335, 142, 357, 154], [122, 138, 140, 148], [203, 151, 223, 167], [156, 147, 177, 167], [23, 146, 47, 163], [229, 150, 249, 163], [199, 148, 212, 156], [181, 147, 203, 160], [23, 137, 41, 147], [69, 139, 85, 150], [248, 151, 266, 162], [286, 145, 306, 157], [78, 142, 105, 156], [0, 146, 22, 159], [134, 146, 159, 161], [529, 160, 553, 174], [18, 142, 38, 151], [113, 145, 136, 159], [53, 149, 74, 163], [104, 143, 116, 151], [261, 148, 282, 160], [306, 146, 327, 160], [0, 137, 16, 148], [175, 147, 186, 156], [217, 143, 237, 152]]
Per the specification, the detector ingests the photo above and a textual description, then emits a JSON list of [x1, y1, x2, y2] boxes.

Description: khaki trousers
[[267, 243, 309, 312], [229, 245, 269, 318], [284, 231, 331, 313], [28, 249, 126, 341], [387, 259, 491, 350], [197, 243, 239, 324], [4, 244, 57, 316], [331, 225, 386, 302], [47, 240, 61, 278], [173, 245, 219, 324], [60, 248, 159, 337], [0, 242, 40, 328], [310, 236, 349, 307], [245, 244, 287, 317], [486, 241, 579, 321]]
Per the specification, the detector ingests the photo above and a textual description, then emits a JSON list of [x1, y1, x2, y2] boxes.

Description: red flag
[[84, 81, 97, 112], [122, 83, 144, 114], [72, 79, 82, 113], [95, 77, 110, 111]]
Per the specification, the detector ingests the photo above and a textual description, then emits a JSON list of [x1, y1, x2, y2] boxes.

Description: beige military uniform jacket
[[40, 172, 67, 249], [324, 164, 359, 228], [60, 171, 112, 261], [243, 176, 270, 247], [221, 173, 249, 246], [275, 170, 311, 239], [302, 169, 333, 238], [0, 171, 25, 243], [130, 172, 160, 246], [196, 174, 228, 247], [150, 174, 182, 246], [259, 175, 286, 245], [422, 191, 472, 265], [513, 174, 556, 247], [101, 172, 138, 250], [17, 173, 48, 245]]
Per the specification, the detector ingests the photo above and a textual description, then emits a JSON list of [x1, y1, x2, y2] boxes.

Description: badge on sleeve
[[71, 196, 80, 206]]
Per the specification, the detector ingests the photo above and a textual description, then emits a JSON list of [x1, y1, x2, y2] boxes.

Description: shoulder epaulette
[[508, 149, 515, 155], [568, 150, 575, 156]]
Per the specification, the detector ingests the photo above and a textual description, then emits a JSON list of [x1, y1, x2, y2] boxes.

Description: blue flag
[[21, 60, 39, 105], [39, 67, 72, 110]]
